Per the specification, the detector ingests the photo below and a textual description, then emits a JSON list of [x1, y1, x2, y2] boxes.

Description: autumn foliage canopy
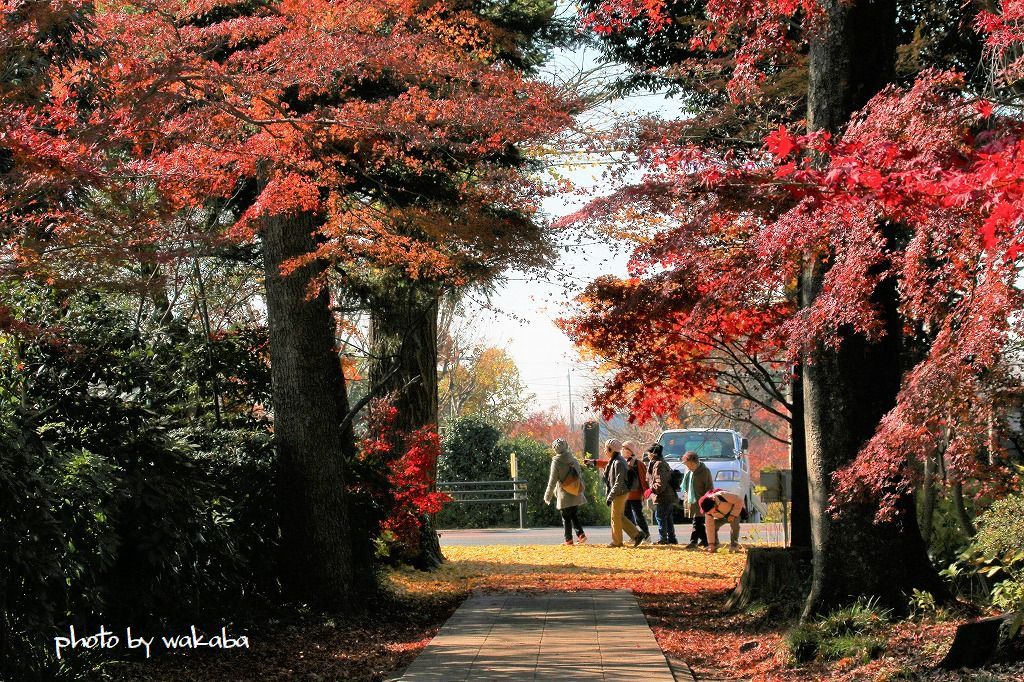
[[564, 0, 1024, 518], [2, 0, 575, 292]]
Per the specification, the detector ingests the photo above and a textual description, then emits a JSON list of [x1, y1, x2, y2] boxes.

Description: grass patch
[[817, 634, 886, 664], [784, 597, 892, 665], [785, 624, 821, 663]]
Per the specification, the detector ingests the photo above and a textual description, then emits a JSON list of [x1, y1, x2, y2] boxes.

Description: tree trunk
[[920, 452, 937, 545], [261, 208, 371, 605], [802, 246, 943, 617], [790, 364, 811, 549], [802, 0, 944, 618], [951, 479, 977, 538], [806, 0, 897, 135], [727, 547, 811, 611], [368, 281, 444, 569]]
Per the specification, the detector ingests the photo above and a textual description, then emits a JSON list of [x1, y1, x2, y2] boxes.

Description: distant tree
[[440, 346, 534, 430], [437, 416, 509, 483], [509, 407, 583, 452]]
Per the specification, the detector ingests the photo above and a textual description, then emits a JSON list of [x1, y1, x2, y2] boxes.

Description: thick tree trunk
[[789, 365, 811, 549], [806, 0, 897, 134], [368, 282, 444, 569], [802, 245, 943, 617], [261, 209, 371, 605], [369, 286, 440, 432], [802, 0, 944, 618]]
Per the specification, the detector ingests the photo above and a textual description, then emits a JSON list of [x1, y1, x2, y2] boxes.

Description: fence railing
[[436, 479, 528, 529]]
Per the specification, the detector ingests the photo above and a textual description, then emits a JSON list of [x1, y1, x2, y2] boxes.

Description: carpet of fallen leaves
[[389, 545, 1018, 682], [107, 544, 1022, 681]]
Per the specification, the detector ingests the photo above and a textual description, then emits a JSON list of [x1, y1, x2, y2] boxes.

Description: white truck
[[657, 428, 763, 522]]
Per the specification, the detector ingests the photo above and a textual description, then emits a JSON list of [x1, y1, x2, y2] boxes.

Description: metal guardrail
[[437, 479, 528, 529]]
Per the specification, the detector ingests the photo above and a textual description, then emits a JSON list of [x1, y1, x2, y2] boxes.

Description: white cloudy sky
[[460, 29, 685, 422]]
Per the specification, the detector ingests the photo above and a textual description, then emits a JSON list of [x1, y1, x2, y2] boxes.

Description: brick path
[[400, 590, 677, 681]]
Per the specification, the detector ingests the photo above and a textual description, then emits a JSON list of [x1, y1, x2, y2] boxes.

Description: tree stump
[[938, 613, 1022, 669], [726, 547, 810, 611]]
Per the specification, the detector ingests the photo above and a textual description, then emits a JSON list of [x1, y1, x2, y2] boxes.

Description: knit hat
[[551, 438, 571, 455], [647, 443, 663, 457], [622, 440, 640, 456], [605, 438, 622, 453]]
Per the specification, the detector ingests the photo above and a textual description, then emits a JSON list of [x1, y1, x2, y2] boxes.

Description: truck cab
[[658, 428, 760, 522]]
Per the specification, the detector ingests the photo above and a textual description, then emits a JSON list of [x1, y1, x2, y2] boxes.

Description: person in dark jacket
[[646, 443, 677, 544], [602, 439, 643, 547], [681, 451, 713, 548], [622, 440, 651, 540], [543, 438, 588, 545]]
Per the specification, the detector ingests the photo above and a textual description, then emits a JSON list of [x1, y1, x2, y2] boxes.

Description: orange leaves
[[92, 0, 576, 287], [386, 544, 744, 598], [232, 173, 323, 242]]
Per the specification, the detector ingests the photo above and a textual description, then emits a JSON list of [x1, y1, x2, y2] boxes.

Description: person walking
[[681, 451, 713, 548], [646, 443, 678, 545], [543, 438, 588, 546], [602, 438, 644, 547], [699, 488, 745, 552], [622, 440, 651, 540]]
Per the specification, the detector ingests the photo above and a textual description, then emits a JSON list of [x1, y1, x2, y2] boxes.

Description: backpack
[[559, 463, 583, 497], [669, 468, 684, 492]]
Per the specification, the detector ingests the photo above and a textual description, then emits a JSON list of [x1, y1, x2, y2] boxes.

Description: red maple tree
[[567, 0, 1024, 523]]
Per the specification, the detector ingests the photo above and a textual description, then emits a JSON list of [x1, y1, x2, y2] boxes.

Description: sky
[[458, 30, 685, 424]]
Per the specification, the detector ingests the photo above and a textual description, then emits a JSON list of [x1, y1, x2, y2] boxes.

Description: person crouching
[[698, 489, 745, 553]]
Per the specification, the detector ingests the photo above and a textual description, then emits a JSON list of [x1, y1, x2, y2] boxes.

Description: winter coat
[[647, 457, 677, 505], [603, 453, 630, 503], [682, 462, 713, 516], [625, 454, 648, 500], [543, 451, 587, 510]]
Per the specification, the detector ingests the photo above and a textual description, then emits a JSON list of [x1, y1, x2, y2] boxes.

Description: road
[[438, 523, 786, 547]]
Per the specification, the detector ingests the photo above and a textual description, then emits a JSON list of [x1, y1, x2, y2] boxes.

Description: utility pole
[[568, 369, 575, 432]]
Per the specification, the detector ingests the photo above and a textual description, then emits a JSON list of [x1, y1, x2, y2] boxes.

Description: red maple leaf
[[764, 125, 798, 158]]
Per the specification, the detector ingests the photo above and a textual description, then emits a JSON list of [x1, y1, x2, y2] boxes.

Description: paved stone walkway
[[400, 590, 677, 681]]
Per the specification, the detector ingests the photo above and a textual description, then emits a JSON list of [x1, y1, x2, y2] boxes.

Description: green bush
[[784, 598, 890, 665], [435, 417, 510, 528], [975, 495, 1024, 565], [435, 418, 609, 529], [817, 634, 886, 664], [0, 284, 278, 678], [784, 624, 820, 663], [818, 597, 891, 638], [974, 493, 1024, 613], [437, 416, 507, 482], [495, 437, 609, 528], [941, 493, 1024, 615]]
